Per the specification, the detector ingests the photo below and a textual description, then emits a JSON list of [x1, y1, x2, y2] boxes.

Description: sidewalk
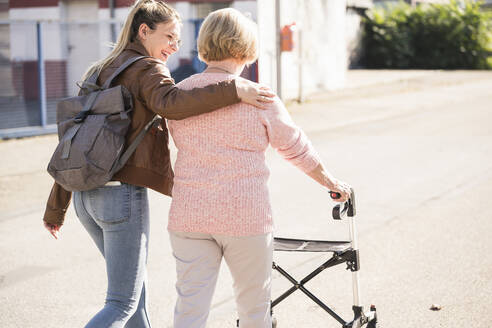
[[1, 70, 491, 328], [1, 69, 489, 222], [345, 69, 439, 89], [288, 69, 492, 135]]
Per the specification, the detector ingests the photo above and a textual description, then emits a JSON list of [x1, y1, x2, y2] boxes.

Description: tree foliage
[[361, 1, 492, 69]]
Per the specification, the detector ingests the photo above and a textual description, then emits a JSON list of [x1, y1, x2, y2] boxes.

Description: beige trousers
[[169, 231, 273, 328]]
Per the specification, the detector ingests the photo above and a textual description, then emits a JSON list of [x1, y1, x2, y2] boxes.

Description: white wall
[[257, 0, 347, 101], [9, 7, 63, 61], [98, 7, 131, 59], [61, 0, 99, 95], [169, 1, 194, 72], [232, 0, 257, 20], [7, 0, 348, 100], [256, 0, 277, 90]]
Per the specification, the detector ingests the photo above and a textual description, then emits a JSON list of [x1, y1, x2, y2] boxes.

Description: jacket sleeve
[[136, 59, 241, 120], [261, 98, 321, 173], [43, 182, 72, 226]]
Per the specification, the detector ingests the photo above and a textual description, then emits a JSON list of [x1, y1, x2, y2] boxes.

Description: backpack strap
[[77, 80, 101, 94], [110, 114, 162, 175], [73, 90, 103, 123], [102, 55, 149, 89], [85, 70, 100, 87], [60, 123, 83, 159], [73, 55, 149, 124]]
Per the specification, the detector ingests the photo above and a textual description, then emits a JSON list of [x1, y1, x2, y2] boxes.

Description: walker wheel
[[367, 304, 377, 328]]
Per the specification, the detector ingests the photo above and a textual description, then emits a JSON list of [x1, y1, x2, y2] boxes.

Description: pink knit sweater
[[167, 73, 321, 236]]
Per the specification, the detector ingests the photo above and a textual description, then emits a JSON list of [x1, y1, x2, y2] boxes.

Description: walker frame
[[270, 189, 378, 327]]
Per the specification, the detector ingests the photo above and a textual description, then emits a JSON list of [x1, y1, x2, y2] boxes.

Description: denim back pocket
[[87, 184, 131, 227]]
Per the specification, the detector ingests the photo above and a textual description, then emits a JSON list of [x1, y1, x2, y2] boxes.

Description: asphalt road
[[1, 70, 491, 327]]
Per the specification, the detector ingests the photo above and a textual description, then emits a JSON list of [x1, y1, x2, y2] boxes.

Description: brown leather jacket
[[43, 41, 241, 226]]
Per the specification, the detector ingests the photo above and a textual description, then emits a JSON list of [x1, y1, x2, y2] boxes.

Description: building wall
[[170, 1, 194, 70], [257, 0, 347, 101], [231, 0, 257, 20], [167, 0, 257, 79], [6, 0, 348, 101], [0, 1, 13, 97], [95, 1, 257, 73], [256, 0, 277, 91], [346, 1, 372, 68], [0, 0, 8, 18], [8, 0, 126, 97], [9, 7, 63, 61], [62, 0, 99, 95], [9, 5, 67, 99]]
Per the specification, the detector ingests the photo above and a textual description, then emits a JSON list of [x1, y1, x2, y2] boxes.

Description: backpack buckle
[[74, 111, 90, 124]]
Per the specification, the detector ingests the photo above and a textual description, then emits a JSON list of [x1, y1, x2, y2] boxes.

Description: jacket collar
[[125, 40, 150, 57]]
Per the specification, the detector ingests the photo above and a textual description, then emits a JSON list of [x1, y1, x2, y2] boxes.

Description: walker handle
[[331, 188, 356, 220], [329, 191, 341, 199]]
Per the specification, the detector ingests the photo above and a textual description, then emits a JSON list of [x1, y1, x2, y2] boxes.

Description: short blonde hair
[[197, 8, 258, 64]]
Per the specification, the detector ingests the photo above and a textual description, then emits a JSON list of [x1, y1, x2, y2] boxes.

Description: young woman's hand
[[235, 77, 275, 109], [44, 221, 61, 239]]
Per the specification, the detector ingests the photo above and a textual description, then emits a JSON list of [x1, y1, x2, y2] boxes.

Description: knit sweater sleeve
[[260, 98, 321, 173]]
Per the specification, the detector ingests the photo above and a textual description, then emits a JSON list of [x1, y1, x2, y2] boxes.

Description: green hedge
[[361, 1, 492, 69]]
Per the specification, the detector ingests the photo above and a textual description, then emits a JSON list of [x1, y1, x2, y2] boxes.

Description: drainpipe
[[298, 28, 303, 103], [37, 21, 47, 128], [275, 0, 282, 100], [109, 0, 116, 42]]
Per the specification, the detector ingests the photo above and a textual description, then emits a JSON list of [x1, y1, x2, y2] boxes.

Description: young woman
[[167, 8, 352, 328], [42, 1, 274, 327]]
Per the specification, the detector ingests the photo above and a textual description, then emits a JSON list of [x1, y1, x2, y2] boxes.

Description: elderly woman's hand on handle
[[306, 163, 352, 202], [235, 77, 276, 109]]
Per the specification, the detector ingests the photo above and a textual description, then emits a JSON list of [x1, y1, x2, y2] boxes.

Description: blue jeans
[[73, 183, 151, 328]]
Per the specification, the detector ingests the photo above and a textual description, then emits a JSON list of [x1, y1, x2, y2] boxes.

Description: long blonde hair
[[82, 0, 180, 81]]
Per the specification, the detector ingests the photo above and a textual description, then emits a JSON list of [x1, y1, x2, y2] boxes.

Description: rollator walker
[[237, 189, 378, 327]]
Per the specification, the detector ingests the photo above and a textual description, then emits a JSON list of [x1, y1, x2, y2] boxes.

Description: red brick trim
[[168, 0, 249, 2], [12, 60, 67, 100], [9, 0, 59, 9], [97, 0, 251, 9], [97, 0, 250, 9], [98, 0, 134, 8]]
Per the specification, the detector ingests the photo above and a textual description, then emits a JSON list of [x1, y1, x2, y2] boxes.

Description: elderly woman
[[167, 8, 351, 328], [43, 1, 275, 327]]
